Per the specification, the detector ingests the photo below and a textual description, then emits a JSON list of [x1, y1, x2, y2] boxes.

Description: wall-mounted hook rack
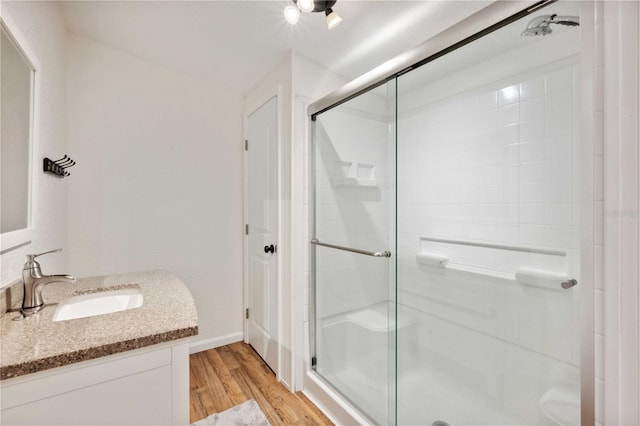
[[43, 155, 76, 178]]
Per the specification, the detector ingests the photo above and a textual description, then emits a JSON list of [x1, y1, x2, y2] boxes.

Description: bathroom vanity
[[0, 270, 198, 425]]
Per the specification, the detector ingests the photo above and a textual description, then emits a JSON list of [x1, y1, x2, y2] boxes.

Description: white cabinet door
[[0, 343, 189, 425]]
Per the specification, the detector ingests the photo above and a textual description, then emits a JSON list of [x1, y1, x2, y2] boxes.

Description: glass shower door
[[395, 2, 582, 424], [311, 82, 396, 425]]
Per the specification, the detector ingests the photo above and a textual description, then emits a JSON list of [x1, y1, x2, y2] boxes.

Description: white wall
[[0, 1, 68, 288], [66, 34, 244, 344]]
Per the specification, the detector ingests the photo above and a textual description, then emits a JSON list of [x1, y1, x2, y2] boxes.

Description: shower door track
[[310, 239, 391, 258], [308, 0, 556, 118]]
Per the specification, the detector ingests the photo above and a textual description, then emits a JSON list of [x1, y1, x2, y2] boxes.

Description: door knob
[[264, 244, 275, 254], [561, 279, 578, 289]]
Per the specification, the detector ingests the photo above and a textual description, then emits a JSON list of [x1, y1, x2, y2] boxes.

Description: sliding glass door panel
[[395, 2, 582, 424], [311, 82, 396, 425]]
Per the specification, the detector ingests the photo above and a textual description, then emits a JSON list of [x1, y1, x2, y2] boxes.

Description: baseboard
[[189, 332, 244, 354]]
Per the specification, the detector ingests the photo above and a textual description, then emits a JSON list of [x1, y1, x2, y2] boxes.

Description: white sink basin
[[53, 288, 143, 322]]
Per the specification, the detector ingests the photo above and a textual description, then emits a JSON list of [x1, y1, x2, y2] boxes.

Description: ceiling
[[60, 1, 491, 94]]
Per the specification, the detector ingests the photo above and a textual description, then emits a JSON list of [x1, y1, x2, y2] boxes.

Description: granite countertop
[[0, 270, 198, 380]]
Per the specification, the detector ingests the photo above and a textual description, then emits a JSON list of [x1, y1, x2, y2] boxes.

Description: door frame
[[243, 85, 283, 379]]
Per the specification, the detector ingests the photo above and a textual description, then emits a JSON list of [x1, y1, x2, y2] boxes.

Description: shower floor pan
[[316, 302, 569, 426]]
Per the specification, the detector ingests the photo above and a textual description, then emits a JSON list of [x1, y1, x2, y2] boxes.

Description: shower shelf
[[331, 161, 377, 187], [417, 236, 575, 290], [331, 177, 377, 187]]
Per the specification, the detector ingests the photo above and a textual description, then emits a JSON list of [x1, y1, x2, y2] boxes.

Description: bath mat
[[192, 399, 271, 426]]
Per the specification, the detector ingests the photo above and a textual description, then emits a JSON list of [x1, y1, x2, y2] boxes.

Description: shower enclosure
[[309, 1, 591, 425]]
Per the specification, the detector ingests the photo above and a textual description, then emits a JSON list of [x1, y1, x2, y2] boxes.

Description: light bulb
[[325, 8, 342, 30], [284, 5, 300, 25], [297, 0, 314, 13]]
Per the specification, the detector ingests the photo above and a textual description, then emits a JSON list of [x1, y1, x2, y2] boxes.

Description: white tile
[[520, 182, 545, 203], [520, 76, 544, 101], [595, 289, 604, 335], [545, 225, 574, 248], [546, 181, 572, 203], [520, 224, 546, 245], [499, 224, 520, 243], [498, 85, 519, 106], [467, 166, 500, 185], [545, 67, 573, 94], [520, 120, 545, 142], [594, 201, 604, 245], [594, 111, 604, 155], [546, 204, 573, 226], [502, 164, 520, 184], [497, 123, 520, 145], [594, 66, 604, 112], [468, 223, 501, 241], [520, 141, 545, 162], [545, 136, 573, 159], [545, 90, 573, 137], [594, 155, 604, 201], [499, 204, 519, 223], [470, 146, 502, 168], [499, 103, 519, 126], [520, 204, 545, 224], [502, 144, 519, 164], [546, 158, 573, 182], [520, 98, 545, 122], [475, 108, 498, 134], [465, 184, 499, 203], [520, 161, 545, 183], [595, 245, 604, 290], [478, 90, 497, 109], [499, 184, 519, 203]]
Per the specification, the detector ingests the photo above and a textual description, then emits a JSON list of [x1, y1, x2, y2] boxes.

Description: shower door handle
[[310, 239, 391, 258]]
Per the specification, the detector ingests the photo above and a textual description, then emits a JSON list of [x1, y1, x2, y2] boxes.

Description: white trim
[[578, 2, 597, 425], [188, 332, 244, 355], [171, 344, 190, 424], [0, 9, 41, 253], [603, 1, 640, 424]]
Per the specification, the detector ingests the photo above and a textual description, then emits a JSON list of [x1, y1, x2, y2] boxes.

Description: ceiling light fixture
[[284, 0, 342, 30], [325, 7, 342, 30], [284, 5, 300, 25], [297, 0, 315, 13]]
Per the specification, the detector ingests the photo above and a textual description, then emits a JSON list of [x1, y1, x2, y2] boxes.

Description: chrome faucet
[[21, 249, 76, 316]]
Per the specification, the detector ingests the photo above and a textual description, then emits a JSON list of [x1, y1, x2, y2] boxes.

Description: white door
[[246, 96, 278, 372]]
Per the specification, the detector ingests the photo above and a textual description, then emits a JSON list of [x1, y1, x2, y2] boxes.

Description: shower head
[[521, 14, 580, 37]]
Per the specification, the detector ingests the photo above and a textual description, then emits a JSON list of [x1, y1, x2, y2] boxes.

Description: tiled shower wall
[[394, 39, 583, 422], [313, 91, 391, 318], [397, 59, 580, 258]]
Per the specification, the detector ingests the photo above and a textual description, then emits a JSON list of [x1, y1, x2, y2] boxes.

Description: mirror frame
[[0, 9, 40, 251]]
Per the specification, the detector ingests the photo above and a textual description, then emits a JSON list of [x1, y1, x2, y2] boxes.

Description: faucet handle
[[26, 248, 62, 263]]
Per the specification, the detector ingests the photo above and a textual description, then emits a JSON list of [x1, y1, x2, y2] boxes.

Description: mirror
[[0, 14, 38, 251]]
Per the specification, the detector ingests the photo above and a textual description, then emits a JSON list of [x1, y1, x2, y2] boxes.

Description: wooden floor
[[189, 342, 333, 425]]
